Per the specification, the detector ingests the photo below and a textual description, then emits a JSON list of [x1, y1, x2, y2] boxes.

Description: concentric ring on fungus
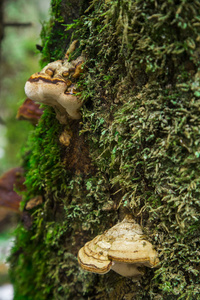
[[78, 216, 159, 278]]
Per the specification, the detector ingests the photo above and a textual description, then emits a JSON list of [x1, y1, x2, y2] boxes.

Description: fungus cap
[[78, 217, 159, 278], [24, 56, 84, 123]]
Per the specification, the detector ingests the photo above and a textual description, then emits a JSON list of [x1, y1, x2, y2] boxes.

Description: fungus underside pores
[[78, 216, 159, 279], [24, 41, 84, 124]]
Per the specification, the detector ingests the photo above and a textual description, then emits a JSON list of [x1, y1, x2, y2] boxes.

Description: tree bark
[[9, 0, 200, 299]]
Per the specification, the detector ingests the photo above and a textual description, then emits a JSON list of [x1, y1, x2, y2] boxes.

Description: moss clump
[[40, 0, 90, 64], [9, 0, 200, 299], [10, 105, 116, 298]]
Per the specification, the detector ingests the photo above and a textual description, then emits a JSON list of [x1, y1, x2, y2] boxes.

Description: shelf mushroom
[[78, 216, 159, 279], [17, 98, 43, 125], [24, 55, 84, 123], [0, 167, 25, 212]]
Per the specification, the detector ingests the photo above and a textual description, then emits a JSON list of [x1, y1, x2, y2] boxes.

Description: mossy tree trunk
[[9, 0, 200, 299]]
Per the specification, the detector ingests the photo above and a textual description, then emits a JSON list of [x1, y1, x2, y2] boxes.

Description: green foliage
[[0, 0, 43, 173]]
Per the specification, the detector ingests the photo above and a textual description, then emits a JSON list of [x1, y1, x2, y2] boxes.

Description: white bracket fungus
[[78, 216, 159, 279], [24, 43, 84, 123]]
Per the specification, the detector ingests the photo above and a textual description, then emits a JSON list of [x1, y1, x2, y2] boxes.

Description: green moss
[[21, 107, 64, 196], [77, 0, 200, 298], [9, 0, 200, 299]]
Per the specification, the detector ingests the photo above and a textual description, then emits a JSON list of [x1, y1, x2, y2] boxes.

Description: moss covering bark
[[9, 0, 200, 299]]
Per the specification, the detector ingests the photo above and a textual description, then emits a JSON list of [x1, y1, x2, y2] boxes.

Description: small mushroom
[[65, 40, 78, 59], [59, 129, 73, 146], [24, 55, 84, 123], [25, 195, 43, 210], [78, 216, 159, 279]]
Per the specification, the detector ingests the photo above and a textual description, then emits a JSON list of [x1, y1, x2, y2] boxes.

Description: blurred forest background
[[0, 0, 50, 174], [0, 0, 50, 297]]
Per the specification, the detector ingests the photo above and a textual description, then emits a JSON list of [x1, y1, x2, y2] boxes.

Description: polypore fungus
[[24, 50, 84, 123], [78, 216, 159, 279], [0, 167, 25, 212], [17, 98, 43, 125]]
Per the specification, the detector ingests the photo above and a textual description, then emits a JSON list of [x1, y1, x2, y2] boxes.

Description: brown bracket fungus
[[0, 167, 25, 212], [17, 98, 44, 125], [78, 216, 159, 279], [24, 46, 84, 123]]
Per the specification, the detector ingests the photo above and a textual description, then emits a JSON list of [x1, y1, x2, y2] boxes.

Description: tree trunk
[[9, 0, 200, 299]]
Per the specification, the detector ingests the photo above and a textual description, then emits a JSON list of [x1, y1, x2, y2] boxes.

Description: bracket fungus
[[78, 217, 159, 279], [0, 167, 25, 212], [17, 98, 43, 125], [24, 52, 84, 123]]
